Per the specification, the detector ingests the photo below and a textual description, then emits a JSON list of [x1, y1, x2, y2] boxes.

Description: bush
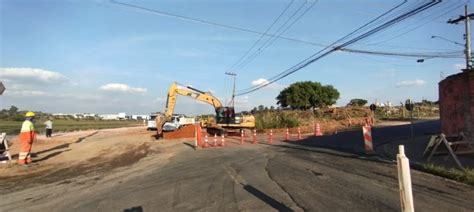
[[255, 111, 299, 130]]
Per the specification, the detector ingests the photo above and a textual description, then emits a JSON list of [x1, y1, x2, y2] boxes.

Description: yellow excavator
[[155, 82, 255, 138]]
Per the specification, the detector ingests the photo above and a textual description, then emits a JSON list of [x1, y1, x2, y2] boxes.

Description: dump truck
[[162, 114, 196, 131], [155, 82, 255, 138]]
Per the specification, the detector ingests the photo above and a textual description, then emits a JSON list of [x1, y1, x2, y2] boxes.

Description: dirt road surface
[[0, 126, 473, 211]]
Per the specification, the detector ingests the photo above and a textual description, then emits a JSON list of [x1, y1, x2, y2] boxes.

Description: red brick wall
[[439, 72, 474, 135]]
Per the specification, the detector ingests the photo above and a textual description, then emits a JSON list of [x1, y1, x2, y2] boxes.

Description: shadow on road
[[33, 149, 71, 163], [20, 131, 101, 162], [242, 183, 292, 212], [74, 131, 99, 143], [123, 206, 143, 212]]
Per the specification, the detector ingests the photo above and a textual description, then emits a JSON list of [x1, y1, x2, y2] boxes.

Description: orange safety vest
[[19, 120, 36, 143]]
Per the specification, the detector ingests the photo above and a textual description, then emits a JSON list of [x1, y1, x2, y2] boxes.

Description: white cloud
[[396, 79, 427, 87], [4, 90, 47, 97], [99, 83, 147, 94], [251, 78, 283, 90], [252, 78, 270, 86], [0, 67, 68, 83]]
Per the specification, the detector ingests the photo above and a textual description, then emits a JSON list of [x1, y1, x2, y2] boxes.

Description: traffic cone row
[[195, 123, 327, 148]]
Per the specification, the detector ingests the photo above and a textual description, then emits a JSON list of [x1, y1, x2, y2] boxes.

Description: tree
[[258, 105, 264, 111], [347, 98, 368, 107], [8, 105, 18, 116], [276, 81, 340, 109], [250, 107, 257, 114]]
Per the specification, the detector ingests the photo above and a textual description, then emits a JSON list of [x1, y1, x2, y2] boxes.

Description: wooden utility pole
[[448, 5, 474, 71], [225, 72, 237, 107]]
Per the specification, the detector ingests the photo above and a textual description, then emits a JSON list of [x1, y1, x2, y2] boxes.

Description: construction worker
[[44, 117, 53, 137], [18, 111, 36, 165]]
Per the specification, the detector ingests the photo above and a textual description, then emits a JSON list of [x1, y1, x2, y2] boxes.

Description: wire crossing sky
[[0, 0, 470, 115], [235, 0, 444, 95]]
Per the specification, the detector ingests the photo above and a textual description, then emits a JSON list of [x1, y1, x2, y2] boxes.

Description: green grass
[[0, 119, 142, 135], [423, 163, 474, 186]]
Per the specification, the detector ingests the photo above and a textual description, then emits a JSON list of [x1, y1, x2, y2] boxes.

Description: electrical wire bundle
[[235, 0, 444, 96]]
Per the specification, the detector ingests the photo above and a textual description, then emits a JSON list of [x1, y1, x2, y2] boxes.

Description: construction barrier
[[204, 134, 209, 148], [195, 124, 200, 147], [314, 123, 323, 136], [268, 129, 273, 144], [253, 129, 257, 144], [397, 145, 414, 212], [197, 124, 204, 147], [285, 128, 289, 140], [424, 133, 473, 169], [297, 127, 302, 140], [362, 125, 374, 154]]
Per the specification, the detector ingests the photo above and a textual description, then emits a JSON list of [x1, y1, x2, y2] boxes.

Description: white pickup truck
[[146, 114, 158, 131], [162, 115, 195, 131]]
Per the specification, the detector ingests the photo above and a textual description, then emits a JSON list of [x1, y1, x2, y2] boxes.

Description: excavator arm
[[156, 82, 223, 138], [165, 82, 222, 117]]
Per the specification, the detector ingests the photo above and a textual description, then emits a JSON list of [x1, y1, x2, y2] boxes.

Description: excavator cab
[[215, 107, 236, 125]]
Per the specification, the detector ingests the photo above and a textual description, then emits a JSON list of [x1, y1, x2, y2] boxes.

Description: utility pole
[[225, 72, 237, 107], [448, 4, 474, 71]]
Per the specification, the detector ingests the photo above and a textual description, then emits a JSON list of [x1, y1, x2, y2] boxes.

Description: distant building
[[99, 114, 120, 120], [118, 112, 127, 120]]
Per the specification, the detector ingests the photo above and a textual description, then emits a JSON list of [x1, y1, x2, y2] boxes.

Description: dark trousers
[[46, 129, 53, 137]]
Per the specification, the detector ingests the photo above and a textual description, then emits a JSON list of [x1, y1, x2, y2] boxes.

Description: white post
[[194, 125, 198, 147], [397, 145, 414, 212]]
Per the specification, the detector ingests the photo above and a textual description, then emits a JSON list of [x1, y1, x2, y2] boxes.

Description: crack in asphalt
[[262, 153, 305, 212], [224, 164, 296, 212]]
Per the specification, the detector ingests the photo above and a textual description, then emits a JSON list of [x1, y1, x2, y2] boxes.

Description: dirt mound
[[163, 124, 196, 139]]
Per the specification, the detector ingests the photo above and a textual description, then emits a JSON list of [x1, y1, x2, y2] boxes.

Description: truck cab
[[147, 114, 158, 130], [163, 114, 195, 131]]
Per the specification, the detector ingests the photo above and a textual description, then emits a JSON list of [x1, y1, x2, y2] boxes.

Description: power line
[[236, 0, 413, 94], [362, 1, 465, 47], [109, 0, 327, 47], [226, 0, 295, 73], [109, 0, 451, 58], [338, 48, 463, 58], [235, 1, 317, 72], [235, 0, 442, 96]]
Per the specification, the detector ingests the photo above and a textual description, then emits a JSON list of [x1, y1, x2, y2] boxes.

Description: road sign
[[369, 104, 377, 111], [405, 99, 414, 111], [0, 81, 5, 95]]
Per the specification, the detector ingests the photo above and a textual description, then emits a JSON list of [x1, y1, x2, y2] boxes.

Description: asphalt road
[[2, 121, 473, 211], [59, 144, 473, 211]]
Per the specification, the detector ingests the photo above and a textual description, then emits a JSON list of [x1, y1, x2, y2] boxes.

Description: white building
[[118, 112, 127, 120], [99, 114, 120, 120]]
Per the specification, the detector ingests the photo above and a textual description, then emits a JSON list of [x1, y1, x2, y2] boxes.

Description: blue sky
[[0, 0, 470, 115]]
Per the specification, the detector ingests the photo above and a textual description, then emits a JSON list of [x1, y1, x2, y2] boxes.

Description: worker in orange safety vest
[[18, 111, 37, 165]]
